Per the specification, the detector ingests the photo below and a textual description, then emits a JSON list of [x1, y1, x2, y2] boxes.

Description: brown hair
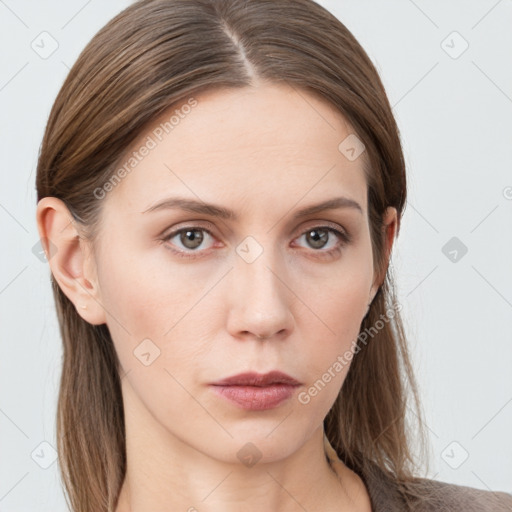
[[35, 0, 430, 510]]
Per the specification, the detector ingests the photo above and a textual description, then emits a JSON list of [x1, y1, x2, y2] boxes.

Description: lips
[[211, 370, 301, 387], [209, 371, 301, 411]]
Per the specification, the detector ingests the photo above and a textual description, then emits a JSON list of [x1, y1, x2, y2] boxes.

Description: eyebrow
[[141, 196, 363, 219]]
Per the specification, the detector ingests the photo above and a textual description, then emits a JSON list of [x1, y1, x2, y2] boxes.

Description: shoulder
[[359, 463, 512, 512], [404, 477, 512, 512]]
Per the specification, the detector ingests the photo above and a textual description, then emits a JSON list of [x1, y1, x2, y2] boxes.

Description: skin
[[37, 81, 397, 512]]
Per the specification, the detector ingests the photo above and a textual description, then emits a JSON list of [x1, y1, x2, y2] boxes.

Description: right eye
[[162, 226, 217, 258]]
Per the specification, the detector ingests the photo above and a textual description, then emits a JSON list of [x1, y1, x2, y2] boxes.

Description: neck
[[114, 381, 370, 512]]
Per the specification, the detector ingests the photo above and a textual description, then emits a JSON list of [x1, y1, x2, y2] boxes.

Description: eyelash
[[161, 224, 352, 260]]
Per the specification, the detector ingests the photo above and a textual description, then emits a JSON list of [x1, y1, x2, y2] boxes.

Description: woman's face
[[84, 82, 395, 464]]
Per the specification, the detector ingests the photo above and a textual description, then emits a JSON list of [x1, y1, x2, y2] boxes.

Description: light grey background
[[1, 1, 511, 510]]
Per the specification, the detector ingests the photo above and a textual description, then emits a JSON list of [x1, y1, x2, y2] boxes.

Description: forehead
[[103, 82, 368, 218]]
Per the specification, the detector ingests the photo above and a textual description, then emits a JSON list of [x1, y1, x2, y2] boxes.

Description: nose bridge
[[228, 235, 292, 337], [237, 236, 287, 308]]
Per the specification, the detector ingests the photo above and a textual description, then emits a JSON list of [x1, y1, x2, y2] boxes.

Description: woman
[[34, 0, 512, 510]]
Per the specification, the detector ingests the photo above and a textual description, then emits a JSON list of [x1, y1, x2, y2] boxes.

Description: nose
[[225, 244, 294, 341]]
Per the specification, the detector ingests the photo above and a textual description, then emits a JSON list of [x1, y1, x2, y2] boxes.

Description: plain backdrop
[[1, 1, 511, 510]]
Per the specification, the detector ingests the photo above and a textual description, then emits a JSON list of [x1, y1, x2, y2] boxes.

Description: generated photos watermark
[[93, 97, 198, 200], [298, 299, 403, 405]]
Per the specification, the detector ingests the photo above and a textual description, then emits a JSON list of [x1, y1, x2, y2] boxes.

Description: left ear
[[369, 206, 398, 302]]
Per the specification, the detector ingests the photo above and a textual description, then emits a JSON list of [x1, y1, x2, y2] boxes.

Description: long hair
[[35, 0, 430, 510]]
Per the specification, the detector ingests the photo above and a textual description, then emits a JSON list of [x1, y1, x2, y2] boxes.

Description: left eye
[[162, 225, 350, 258], [295, 226, 348, 251]]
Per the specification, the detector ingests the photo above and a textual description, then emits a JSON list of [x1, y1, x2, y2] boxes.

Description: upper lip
[[211, 371, 301, 387]]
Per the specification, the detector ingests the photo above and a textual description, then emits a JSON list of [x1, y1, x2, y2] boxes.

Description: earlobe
[[35, 197, 107, 326]]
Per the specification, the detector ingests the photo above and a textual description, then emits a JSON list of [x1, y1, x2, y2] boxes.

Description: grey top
[[358, 460, 512, 511], [324, 435, 512, 511]]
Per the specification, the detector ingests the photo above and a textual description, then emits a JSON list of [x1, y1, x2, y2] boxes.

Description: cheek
[[299, 262, 371, 345], [97, 253, 211, 426], [96, 245, 224, 383], [293, 263, 371, 403], [97, 241, 202, 330]]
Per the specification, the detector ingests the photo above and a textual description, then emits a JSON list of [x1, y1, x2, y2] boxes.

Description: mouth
[[209, 371, 302, 411]]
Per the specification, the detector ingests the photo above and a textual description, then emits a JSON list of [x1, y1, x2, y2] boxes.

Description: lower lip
[[210, 384, 298, 410]]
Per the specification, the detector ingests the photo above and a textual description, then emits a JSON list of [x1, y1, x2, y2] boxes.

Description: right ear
[[35, 197, 107, 326]]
